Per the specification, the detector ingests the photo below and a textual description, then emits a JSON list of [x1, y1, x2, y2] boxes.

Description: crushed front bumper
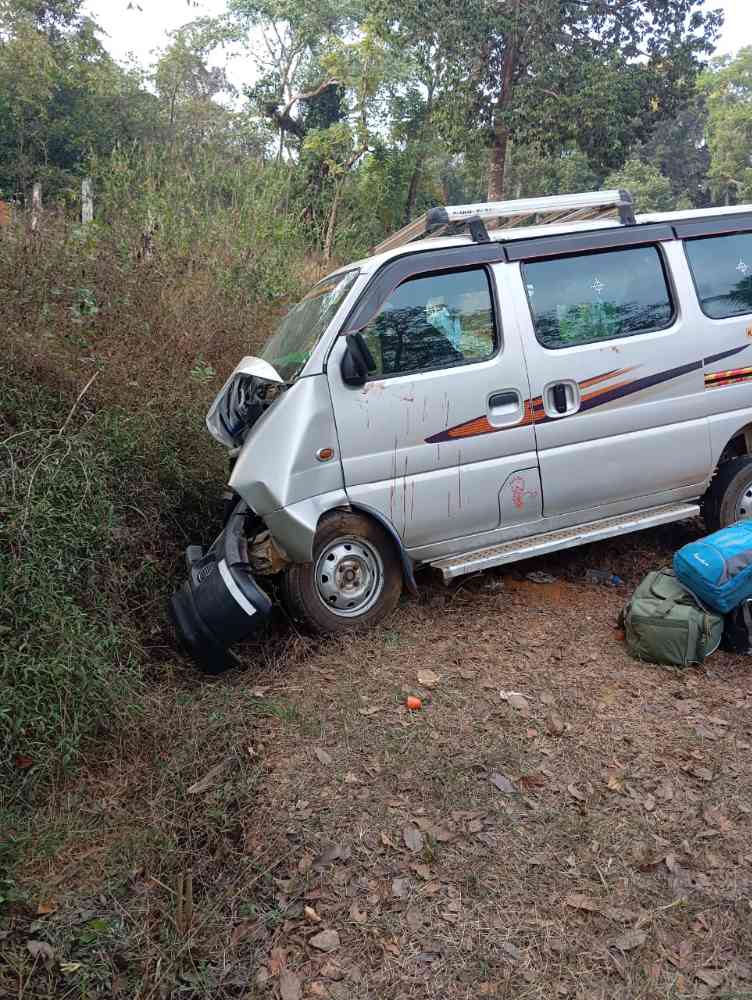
[[169, 502, 273, 673]]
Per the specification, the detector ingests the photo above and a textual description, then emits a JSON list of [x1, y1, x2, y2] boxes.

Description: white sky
[[85, 0, 752, 93]]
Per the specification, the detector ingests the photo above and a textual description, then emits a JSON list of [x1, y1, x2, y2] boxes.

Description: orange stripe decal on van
[[426, 344, 751, 445]]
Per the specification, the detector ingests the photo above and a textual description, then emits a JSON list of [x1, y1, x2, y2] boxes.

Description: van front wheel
[[703, 455, 752, 533], [281, 512, 403, 634]]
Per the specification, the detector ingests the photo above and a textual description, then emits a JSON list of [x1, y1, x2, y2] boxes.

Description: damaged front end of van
[[169, 269, 363, 672]]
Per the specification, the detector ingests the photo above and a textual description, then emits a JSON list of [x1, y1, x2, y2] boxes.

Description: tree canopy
[[1, 0, 750, 262]]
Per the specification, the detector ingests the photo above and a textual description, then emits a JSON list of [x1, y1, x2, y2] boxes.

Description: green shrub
[[0, 377, 144, 793]]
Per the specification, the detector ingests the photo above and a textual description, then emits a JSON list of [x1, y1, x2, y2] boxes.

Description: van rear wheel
[[703, 455, 752, 533], [281, 512, 403, 634]]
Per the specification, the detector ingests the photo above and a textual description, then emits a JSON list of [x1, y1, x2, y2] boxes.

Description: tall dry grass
[[1, 143, 341, 796]]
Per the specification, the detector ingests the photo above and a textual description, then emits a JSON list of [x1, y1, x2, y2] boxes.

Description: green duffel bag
[[621, 568, 723, 668]]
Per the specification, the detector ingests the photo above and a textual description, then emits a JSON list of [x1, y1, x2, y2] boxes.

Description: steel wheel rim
[[314, 536, 384, 618], [737, 482, 752, 521]]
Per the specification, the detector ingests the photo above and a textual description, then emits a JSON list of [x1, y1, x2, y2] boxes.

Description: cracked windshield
[[261, 269, 359, 381]]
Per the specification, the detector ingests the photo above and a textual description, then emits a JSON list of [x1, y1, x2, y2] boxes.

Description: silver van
[[170, 189, 752, 671]]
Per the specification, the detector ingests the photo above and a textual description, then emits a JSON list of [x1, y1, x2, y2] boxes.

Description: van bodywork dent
[[228, 374, 344, 517]]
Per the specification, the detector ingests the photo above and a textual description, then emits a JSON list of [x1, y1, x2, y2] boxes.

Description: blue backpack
[[674, 521, 752, 614]]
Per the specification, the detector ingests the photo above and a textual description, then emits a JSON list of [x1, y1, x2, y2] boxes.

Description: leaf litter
[[11, 531, 752, 1000]]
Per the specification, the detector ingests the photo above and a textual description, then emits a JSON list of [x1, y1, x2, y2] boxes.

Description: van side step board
[[430, 502, 701, 582]]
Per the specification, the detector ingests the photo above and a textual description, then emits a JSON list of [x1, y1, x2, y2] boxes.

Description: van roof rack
[[372, 189, 636, 255]]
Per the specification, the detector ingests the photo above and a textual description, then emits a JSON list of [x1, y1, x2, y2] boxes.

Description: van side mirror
[[341, 332, 376, 387]]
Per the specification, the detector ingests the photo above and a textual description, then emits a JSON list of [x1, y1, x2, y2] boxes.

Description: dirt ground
[[3, 520, 752, 1000]]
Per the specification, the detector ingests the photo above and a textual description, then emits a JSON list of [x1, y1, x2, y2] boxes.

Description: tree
[[604, 158, 674, 212], [0, 0, 84, 37], [639, 98, 711, 208], [372, 0, 722, 201], [228, 0, 360, 157], [154, 20, 234, 149], [302, 27, 391, 258], [0, 0, 159, 198], [701, 48, 752, 205]]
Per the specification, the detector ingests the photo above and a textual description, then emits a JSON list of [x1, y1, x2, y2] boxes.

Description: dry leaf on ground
[[403, 825, 424, 853], [312, 844, 351, 870], [314, 748, 333, 766], [565, 893, 600, 912], [610, 929, 647, 951], [490, 772, 516, 794], [187, 759, 230, 795], [500, 690, 530, 713], [695, 969, 724, 988], [27, 941, 55, 964], [269, 947, 286, 975], [279, 968, 302, 1000], [392, 877, 410, 898], [310, 929, 340, 952], [546, 712, 565, 735], [320, 960, 345, 981], [417, 669, 441, 687]]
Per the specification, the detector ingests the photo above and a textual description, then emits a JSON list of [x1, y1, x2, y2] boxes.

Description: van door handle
[[489, 391, 519, 409], [487, 388, 523, 427], [543, 380, 581, 418], [552, 384, 568, 414]]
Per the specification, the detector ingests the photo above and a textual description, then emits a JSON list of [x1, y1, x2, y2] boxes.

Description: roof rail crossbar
[[372, 189, 636, 254]]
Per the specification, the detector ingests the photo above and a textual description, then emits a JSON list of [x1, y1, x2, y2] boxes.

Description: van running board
[[430, 502, 701, 582]]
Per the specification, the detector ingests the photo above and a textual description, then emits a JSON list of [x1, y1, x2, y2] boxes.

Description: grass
[[0, 378, 144, 794]]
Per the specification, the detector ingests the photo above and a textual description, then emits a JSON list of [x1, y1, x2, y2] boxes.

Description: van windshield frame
[[261, 269, 359, 382]]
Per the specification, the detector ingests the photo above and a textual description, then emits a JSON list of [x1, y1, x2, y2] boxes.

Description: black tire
[[703, 455, 752, 533], [281, 511, 403, 634]]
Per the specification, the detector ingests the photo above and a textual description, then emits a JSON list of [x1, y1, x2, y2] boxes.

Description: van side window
[[685, 233, 752, 319], [522, 245, 674, 350], [361, 268, 497, 377]]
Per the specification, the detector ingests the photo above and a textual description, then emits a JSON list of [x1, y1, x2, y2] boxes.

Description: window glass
[[685, 233, 752, 319], [361, 269, 496, 377], [262, 269, 358, 381], [522, 245, 673, 349]]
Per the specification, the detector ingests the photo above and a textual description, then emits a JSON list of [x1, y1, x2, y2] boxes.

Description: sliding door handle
[[552, 384, 568, 414], [543, 379, 581, 419]]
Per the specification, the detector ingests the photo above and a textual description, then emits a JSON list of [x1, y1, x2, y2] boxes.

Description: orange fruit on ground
[[406, 696, 422, 711]]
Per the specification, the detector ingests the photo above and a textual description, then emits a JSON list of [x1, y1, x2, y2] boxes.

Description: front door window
[[360, 268, 498, 378]]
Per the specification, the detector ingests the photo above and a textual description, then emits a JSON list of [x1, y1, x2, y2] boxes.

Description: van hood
[[206, 356, 285, 448]]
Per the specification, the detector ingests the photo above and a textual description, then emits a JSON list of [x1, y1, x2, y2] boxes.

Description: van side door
[[510, 230, 712, 517], [327, 250, 541, 549]]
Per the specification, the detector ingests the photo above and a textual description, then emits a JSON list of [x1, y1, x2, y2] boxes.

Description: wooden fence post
[[82, 177, 94, 224], [31, 182, 42, 230]]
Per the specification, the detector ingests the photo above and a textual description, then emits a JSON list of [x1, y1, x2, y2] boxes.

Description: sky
[[84, 0, 752, 91]]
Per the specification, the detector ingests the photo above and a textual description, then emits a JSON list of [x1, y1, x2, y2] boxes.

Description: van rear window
[[522, 245, 674, 349], [685, 232, 752, 319]]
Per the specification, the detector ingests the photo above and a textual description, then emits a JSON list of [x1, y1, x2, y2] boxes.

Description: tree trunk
[[487, 5, 519, 201], [487, 122, 510, 201], [404, 154, 424, 223], [324, 181, 343, 262]]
